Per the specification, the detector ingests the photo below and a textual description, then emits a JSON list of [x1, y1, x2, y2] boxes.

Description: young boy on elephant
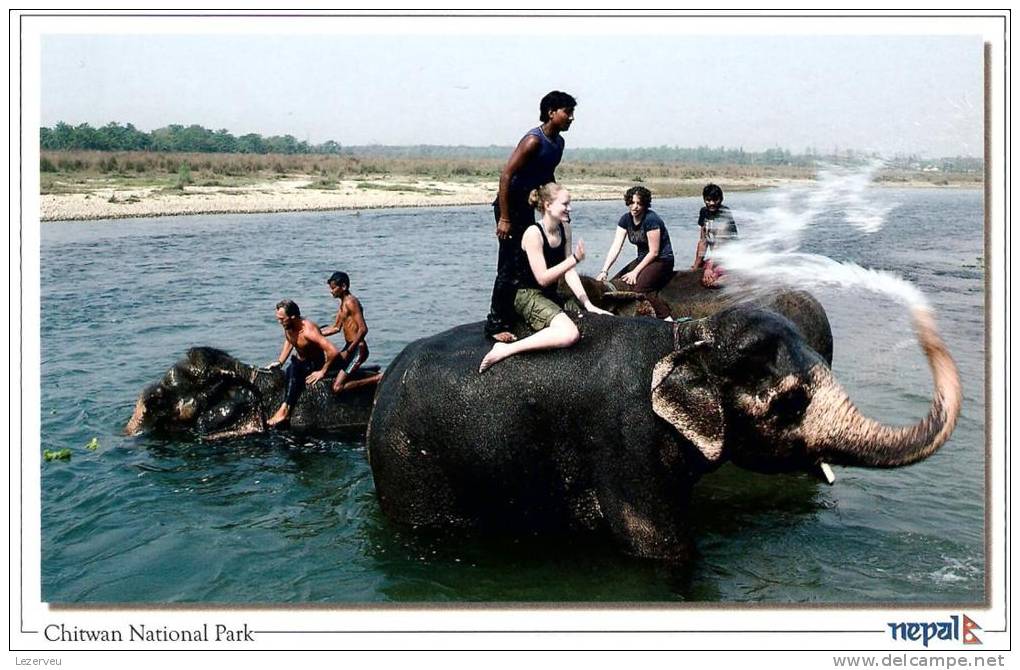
[[267, 299, 339, 427], [692, 183, 739, 287], [320, 271, 371, 394]]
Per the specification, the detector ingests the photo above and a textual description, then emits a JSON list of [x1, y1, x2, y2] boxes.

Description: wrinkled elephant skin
[[367, 300, 960, 561], [126, 347, 381, 439]]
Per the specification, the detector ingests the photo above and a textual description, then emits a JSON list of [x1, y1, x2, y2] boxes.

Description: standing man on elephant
[[483, 90, 577, 343], [267, 299, 339, 427]]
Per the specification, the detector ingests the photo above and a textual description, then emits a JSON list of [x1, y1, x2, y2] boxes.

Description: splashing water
[[715, 160, 930, 309]]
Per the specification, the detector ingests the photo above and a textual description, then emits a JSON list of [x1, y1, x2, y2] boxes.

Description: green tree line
[[341, 144, 981, 171], [40, 121, 343, 155], [39, 121, 983, 172], [342, 143, 818, 165]]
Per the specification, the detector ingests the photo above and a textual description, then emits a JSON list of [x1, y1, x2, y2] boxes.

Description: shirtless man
[[266, 299, 339, 427], [320, 271, 370, 394]]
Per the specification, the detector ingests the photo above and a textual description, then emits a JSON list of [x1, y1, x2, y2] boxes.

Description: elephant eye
[[767, 387, 810, 427], [733, 337, 779, 376]]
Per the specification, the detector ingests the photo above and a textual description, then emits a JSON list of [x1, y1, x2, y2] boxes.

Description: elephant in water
[[580, 275, 835, 365], [579, 267, 819, 320], [366, 294, 960, 561], [125, 347, 382, 440]]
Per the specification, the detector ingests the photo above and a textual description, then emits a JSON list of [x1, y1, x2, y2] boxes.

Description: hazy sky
[[41, 32, 983, 157]]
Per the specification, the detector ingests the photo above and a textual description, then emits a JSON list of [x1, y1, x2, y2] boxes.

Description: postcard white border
[[9, 9, 1011, 661]]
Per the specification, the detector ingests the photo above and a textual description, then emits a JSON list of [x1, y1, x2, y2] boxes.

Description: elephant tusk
[[815, 461, 836, 485], [675, 338, 710, 356]]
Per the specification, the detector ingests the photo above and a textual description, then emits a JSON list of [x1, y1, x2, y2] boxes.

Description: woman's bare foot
[[479, 342, 511, 373], [266, 404, 290, 427], [490, 331, 517, 343]]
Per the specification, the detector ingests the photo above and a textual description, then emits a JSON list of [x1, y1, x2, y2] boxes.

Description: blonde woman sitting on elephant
[[480, 183, 612, 372]]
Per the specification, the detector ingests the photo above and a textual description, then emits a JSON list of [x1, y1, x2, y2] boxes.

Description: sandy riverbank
[[39, 174, 977, 222], [39, 175, 808, 222]]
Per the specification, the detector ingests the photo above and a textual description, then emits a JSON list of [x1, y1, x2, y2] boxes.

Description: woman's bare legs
[[479, 313, 579, 372]]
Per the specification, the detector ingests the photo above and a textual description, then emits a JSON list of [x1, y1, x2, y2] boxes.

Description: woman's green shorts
[[513, 288, 565, 332]]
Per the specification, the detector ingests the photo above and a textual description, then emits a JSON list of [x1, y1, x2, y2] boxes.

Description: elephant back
[[654, 270, 740, 318], [754, 290, 833, 365], [366, 315, 678, 528]]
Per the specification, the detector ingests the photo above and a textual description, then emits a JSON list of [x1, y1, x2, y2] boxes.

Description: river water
[[39, 187, 985, 603]]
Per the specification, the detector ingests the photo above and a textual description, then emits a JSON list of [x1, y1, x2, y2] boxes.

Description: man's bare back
[[333, 295, 365, 345]]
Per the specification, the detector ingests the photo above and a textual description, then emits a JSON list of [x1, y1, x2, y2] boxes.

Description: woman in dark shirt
[[595, 186, 675, 293]]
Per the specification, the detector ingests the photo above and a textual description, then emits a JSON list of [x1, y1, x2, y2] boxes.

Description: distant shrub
[[40, 157, 57, 172], [98, 156, 118, 173], [176, 162, 192, 189], [303, 177, 338, 190]]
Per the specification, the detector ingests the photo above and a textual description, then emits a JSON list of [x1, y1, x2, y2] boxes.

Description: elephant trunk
[[124, 396, 148, 435], [801, 306, 961, 468]]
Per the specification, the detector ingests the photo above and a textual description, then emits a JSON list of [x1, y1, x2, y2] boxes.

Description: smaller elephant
[[125, 347, 381, 440], [578, 268, 797, 320], [570, 272, 834, 365]]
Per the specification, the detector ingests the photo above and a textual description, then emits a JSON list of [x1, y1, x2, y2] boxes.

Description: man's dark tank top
[[497, 127, 565, 212], [518, 222, 567, 299]]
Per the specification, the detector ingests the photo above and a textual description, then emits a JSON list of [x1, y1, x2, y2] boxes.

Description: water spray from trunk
[[715, 159, 929, 310]]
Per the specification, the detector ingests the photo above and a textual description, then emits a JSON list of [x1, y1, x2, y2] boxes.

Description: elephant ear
[[650, 342, 725, 463]]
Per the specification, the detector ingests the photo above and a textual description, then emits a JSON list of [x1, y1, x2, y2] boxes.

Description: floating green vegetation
[[43, 449, 72, 462], [85, 438, 100, 451]]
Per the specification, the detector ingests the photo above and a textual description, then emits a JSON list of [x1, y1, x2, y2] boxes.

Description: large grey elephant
[[580, 274, 834, 364], [125, 347, 381, 439], [366, 295, 960, 561], [579, 267, 816, 320]]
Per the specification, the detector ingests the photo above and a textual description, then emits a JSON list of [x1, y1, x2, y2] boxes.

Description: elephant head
[[651, 305, 961, 474], [126, 347, 383, 439], [125, 347, 272, 439]]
